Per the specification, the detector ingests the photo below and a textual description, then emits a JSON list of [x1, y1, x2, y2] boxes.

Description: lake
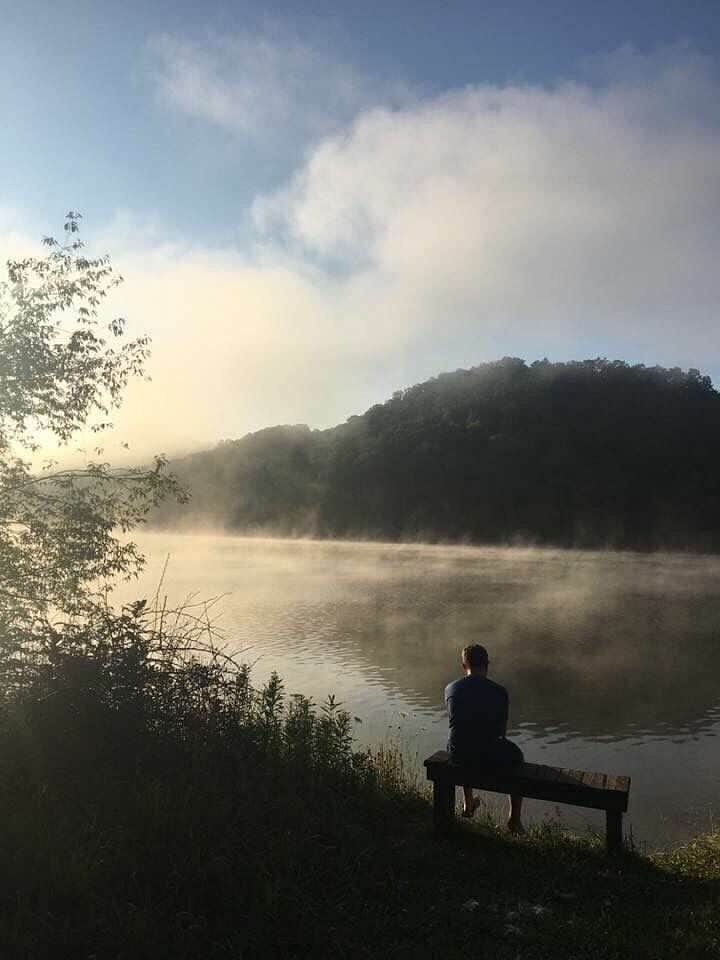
[[119, 533, 720, 850]]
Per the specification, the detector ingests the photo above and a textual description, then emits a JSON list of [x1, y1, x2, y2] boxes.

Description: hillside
[[153, 358, 720, 551]]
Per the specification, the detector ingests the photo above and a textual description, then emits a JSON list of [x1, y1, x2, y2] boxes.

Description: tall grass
[[0, 599, 418, 958], [0, 601, 719, 958]]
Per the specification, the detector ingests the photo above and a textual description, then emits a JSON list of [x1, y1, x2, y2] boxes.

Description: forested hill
[[153, 358, 720, 551]]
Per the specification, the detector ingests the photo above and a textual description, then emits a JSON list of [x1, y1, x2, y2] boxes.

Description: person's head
[[461, 643, 489, 676]]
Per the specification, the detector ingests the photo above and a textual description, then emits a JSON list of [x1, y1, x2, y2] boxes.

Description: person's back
[[444, 673, 508, 763]]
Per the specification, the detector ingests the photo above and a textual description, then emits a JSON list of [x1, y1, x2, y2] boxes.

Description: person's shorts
[[448, 737, 524, 772]]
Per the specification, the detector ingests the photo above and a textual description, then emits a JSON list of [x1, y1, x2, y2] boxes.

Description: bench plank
[[528, 764, 562, 783], [606, 774, 630, 792], [584, 771, 607, 790], [561, 769, 589, 786]]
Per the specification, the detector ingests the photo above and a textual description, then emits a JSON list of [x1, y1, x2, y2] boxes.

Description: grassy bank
[[0, 626, 718, 959]]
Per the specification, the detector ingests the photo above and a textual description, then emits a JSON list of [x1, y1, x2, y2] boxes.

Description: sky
[[2, 0, 720, 460]]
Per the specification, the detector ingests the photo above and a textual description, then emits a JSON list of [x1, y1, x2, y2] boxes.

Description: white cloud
[[151, 27, 411, 145], [5, 48, 720, 462], [254, 53, 720, 349]]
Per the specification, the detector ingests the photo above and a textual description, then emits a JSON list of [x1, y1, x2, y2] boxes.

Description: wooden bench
[[424, 750, 631, 854]]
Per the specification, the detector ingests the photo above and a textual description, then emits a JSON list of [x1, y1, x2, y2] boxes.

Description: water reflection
[[123, 534, 720, 847], [234, 543, 720, 741]]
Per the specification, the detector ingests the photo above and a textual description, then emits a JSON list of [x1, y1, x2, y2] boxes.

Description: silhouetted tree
[[158, 357, 720, 551], [0, 214, 183, 692]]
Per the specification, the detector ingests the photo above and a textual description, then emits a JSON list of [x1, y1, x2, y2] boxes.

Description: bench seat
[[424, 750, 631, 853]]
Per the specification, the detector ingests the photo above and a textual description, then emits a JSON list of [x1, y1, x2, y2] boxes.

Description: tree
[[158, 357, 720, 550], [0, 212, 184, 692]]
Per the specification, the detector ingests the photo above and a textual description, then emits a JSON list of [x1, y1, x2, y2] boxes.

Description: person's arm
[[501, 689, 509, 737]]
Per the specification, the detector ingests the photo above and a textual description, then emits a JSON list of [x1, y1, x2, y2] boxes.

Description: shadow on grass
[[3, 757, 717, 960], [0, 653, 717, 960], [416, 816, 720, 960]]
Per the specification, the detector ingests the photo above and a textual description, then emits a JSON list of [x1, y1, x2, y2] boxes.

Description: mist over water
[[119, 533, 720, 849]]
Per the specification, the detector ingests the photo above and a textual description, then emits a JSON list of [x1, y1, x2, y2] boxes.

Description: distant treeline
[[154, 358, 720, 550]]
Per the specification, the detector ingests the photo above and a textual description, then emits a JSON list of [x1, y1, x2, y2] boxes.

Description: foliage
[[2, 596, 355, 781], [153, 423, 327, 533], [0, 639, 719, 958], [0, 214, 184, 690], [158, 357, 720, 551]]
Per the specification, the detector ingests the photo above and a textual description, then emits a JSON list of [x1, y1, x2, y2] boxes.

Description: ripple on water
[[122, 533, 720, 848]]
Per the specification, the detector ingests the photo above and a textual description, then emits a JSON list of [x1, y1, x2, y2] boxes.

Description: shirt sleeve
[[501, 688, 509, 736]]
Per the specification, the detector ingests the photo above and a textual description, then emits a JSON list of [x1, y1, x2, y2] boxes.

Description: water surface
[[121, 533, 720, 849]]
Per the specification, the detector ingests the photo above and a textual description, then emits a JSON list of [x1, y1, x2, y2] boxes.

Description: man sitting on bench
[[444, 643, 525, 833]]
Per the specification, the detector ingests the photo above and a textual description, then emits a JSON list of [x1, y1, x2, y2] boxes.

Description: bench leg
[[606, 811, 623, 855], [432, 780, 455, 835]]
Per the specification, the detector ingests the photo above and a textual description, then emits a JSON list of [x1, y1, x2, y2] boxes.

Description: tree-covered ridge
[[157, 358, 720, 550]]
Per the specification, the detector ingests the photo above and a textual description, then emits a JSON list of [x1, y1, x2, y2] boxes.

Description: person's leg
[[508, 794, 525, 833], [498, 739, 525, 833], [462, 785, 479, 817]]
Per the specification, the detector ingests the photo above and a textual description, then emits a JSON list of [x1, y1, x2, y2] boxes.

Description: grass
[[0, 619, 718, 958]]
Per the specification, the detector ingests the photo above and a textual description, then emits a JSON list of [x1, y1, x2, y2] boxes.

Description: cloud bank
[[254, 46, 720, 344], [7, 45, 720, 461]]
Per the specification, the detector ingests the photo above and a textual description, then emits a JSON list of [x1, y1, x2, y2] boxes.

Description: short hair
[[462, 643, 489, 669]]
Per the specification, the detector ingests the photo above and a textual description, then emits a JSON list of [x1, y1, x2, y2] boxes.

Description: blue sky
[[5, 0, 720, 243], [2, 1, 720, 456]]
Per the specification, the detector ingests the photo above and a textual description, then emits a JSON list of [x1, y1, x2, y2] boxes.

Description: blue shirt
[[444, 675, 509, 760]]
